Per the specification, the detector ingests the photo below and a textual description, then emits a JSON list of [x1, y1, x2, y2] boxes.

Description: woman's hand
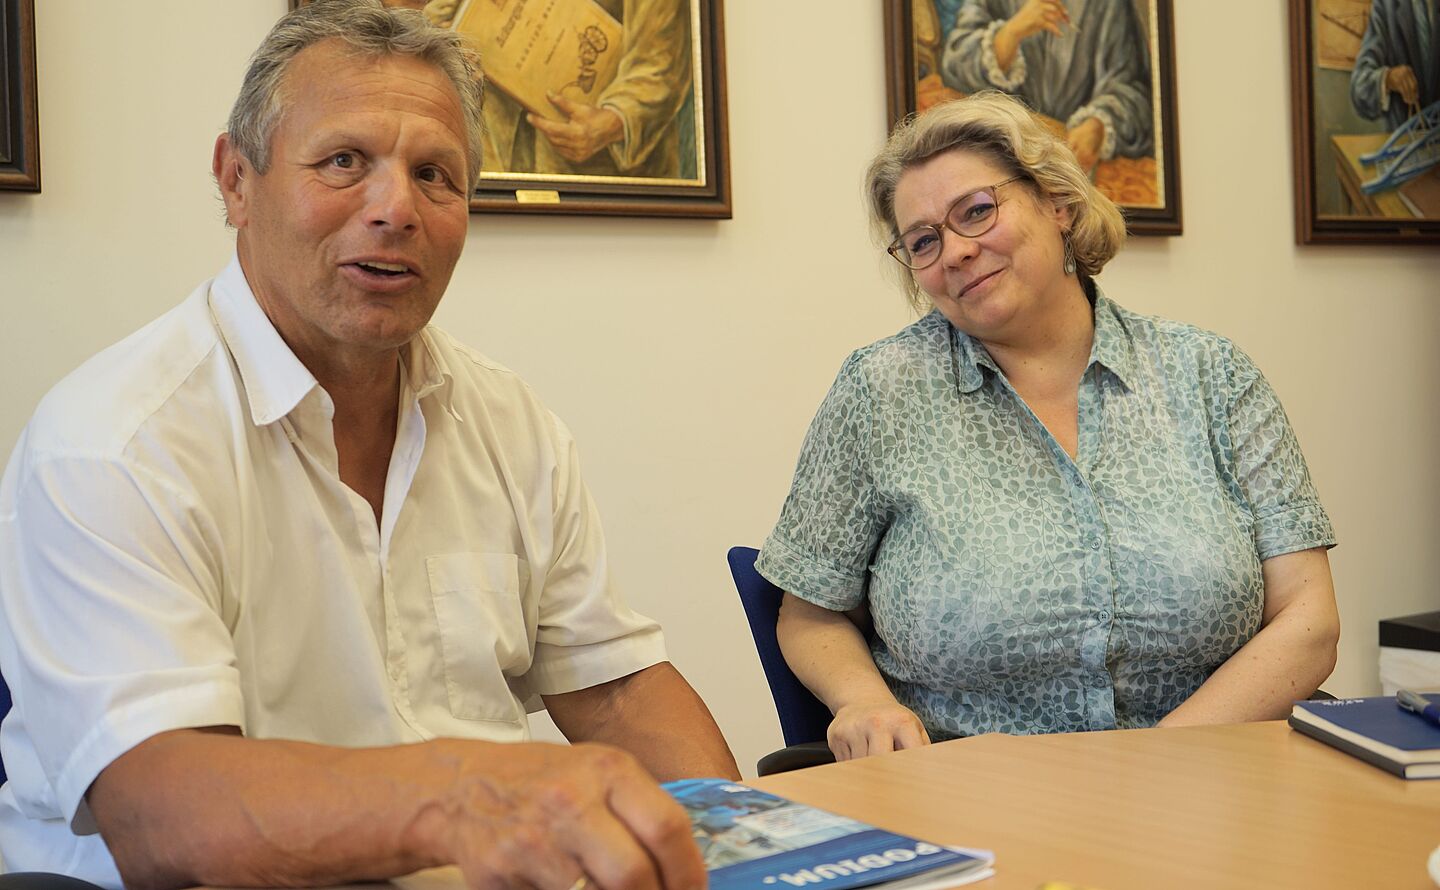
[[827, 699, 931, 761]]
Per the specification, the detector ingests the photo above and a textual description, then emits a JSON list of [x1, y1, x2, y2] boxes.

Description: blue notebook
[[1289, 694, 1440, 779], [664, 779, 994, 890]]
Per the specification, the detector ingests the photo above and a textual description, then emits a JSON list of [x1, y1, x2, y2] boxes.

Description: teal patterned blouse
[[757, 292, 1335, 738]]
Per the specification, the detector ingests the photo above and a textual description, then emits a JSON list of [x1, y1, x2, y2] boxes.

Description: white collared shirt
[[0, 256, 666, 884]]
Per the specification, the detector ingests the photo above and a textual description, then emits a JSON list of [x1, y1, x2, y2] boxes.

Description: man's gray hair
[[228, 0, 485, 189]]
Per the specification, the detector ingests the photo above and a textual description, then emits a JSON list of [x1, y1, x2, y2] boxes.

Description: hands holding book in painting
[[529, 94, 627, 164]]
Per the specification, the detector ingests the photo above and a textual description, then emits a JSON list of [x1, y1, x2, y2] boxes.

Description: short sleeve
[[0, 452, 243, 832], [523, 414, 666, 697], [757, 354, 886, 611], [1225, 348, 1336, 560]]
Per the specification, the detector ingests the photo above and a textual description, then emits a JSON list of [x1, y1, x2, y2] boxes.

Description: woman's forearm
[[776, 592, 896, 712], [776, 592, 930, 758], [1161, 548, 1340, 727]]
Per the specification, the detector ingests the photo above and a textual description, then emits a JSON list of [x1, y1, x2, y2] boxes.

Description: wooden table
[[752, 720, 1440, 890], [284, 721, 1439, 890]]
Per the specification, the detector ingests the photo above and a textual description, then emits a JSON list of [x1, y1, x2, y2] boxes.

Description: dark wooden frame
[[0, 0, 40, 192], [882, 0, 1182, 236], [1288, 0, 1439, 244], [292, 0, 730, 219]]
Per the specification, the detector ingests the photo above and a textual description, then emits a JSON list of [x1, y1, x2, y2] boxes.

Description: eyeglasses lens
[[948, 188, 999, 238], [892, 186, 1001, 270]]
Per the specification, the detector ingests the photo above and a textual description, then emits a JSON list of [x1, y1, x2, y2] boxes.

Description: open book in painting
[[451, 0, 623, 120]]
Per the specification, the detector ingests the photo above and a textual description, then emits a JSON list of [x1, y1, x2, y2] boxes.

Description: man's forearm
[[89, 727, 702, 890], [544, 662, 740, 781], [90, 729, 450, 889]]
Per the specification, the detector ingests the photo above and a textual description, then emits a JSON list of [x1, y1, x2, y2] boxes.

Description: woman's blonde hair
[[864, 91, 1126, 312]]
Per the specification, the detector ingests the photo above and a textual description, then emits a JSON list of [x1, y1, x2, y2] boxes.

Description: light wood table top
[[251, 721, 1439, 890], [751, 720, 1440, 890]]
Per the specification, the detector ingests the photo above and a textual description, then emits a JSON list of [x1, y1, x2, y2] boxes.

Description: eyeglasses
[[886, 177, 1023, 270]]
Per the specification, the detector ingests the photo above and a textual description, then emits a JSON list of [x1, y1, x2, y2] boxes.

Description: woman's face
[[892, 148, 1073, 345]]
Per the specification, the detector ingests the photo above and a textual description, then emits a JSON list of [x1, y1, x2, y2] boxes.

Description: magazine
[[664, 779, 994, 890]]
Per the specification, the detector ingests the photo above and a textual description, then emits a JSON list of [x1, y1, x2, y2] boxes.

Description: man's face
[[224, 40, 471, 369]]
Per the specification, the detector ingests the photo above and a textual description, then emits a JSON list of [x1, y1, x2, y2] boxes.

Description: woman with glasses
[[755, 92, 1339, 760]]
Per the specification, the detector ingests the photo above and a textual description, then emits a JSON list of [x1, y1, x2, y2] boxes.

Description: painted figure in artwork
[[913, 0, 1163, 208], [938, 0, 1153, 173], [1349, 0, 1438, 130], [402, 0, 695, 180]]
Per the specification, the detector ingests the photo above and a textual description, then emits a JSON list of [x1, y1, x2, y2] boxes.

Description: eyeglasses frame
[[886, 176, 1025, 270]]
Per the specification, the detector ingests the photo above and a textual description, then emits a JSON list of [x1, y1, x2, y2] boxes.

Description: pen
[[1397, 689, 1440, 728]]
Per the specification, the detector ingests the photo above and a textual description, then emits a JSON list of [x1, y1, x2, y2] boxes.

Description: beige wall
[[1, 2, 1436, 776]]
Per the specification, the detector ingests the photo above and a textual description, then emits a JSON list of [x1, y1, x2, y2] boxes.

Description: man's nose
[[364, 164, 421, 232]]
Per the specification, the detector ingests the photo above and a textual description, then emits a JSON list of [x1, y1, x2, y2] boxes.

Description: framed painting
[[291, 0, 731, 218], [0, 0, 40, 192], [1289, 0, 1439, 244], [883, 0, 1182, 236]]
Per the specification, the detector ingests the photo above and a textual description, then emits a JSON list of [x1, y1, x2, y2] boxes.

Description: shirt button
[[1098, 610, 1112, 621], [1089, 537, 1101, 550]]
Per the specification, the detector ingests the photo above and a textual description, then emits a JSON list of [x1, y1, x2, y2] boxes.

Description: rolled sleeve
[[525, 415, 667, 696], [1225, 347, 1336, 559], [758, 355, 885, 612], [0, 453, 242, 830]]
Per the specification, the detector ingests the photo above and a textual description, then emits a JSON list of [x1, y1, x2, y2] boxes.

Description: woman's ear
[[1052, 198, 1075, 232]]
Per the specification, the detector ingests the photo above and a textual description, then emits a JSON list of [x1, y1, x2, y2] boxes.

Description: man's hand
[[419, 739, 703, 890], [88, 729, 707, 890], [528, 94, 625, 164], [827, 699, 930, 761], [1066, 116, 1105, 172], [1384, 65, 1420, 107]]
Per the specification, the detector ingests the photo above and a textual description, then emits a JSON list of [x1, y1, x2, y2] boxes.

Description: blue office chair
[[0, 671, 9, 786], [727, 546, 836, 775]]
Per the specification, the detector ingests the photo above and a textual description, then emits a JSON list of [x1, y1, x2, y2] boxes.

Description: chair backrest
[[0, 670, 9, 784], [726, 546, 833, 747]]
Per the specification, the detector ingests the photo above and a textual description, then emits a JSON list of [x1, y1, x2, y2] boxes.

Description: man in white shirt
[[0, 2, 738, 888]]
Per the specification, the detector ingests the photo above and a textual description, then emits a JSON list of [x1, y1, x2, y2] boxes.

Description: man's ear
[[213, 133, 252, 228]]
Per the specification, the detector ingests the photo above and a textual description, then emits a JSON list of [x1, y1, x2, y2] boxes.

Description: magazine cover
[[663, 779, 994, 890]]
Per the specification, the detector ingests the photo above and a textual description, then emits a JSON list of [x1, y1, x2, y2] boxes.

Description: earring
[[1062, 235, 1077, 276]]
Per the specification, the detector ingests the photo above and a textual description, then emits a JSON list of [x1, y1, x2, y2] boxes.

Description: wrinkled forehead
[[270, 41, 467, 150], [892, 148, 1014, 232]]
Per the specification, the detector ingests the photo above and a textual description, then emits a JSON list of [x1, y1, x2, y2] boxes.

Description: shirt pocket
[[427, 552, 532, 723]]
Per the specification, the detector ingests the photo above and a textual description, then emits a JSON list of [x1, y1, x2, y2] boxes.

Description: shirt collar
[[209, 253, 320, 427], [1088, 287, 1138, 392], [406, 327, 461, 419], [946, 282, 1138, 394], [209, 253, 459, 427]]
